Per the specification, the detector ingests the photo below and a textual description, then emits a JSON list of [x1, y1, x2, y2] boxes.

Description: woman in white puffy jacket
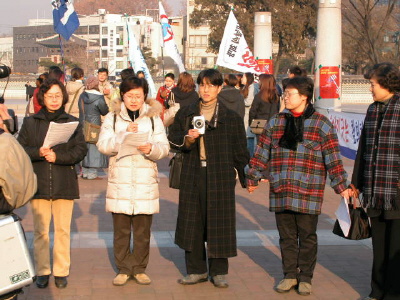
[[97, 77, 169, 286]]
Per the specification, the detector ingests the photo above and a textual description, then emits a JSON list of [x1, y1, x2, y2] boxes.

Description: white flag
[[217, 11, 262, 74], [126, 22, 157, 98], [159, 1, 186, 73]]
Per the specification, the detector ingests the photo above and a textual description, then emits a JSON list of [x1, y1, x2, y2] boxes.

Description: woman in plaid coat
[[350, 63, 400, 300], [246, 76, 349, 296]]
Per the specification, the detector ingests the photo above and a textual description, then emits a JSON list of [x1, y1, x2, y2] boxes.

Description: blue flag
[[52, 0, 80, 41]]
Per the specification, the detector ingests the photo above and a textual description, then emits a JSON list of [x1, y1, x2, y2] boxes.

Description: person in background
[[235, 73, 244, 90], [78, 75, 109, 180], [17, 79, 87, 290], [120, 68, 135, 81], [25, 82, 34, 102], [33, 73, 48, 113], [349, 63, 400, 300], [241, 72, 256, 156], [98, 67, 112, 108], [246, 76, 349, 296], [97, 77, 169, 287], [168, 69, 249, 288], [156, 73, 175, 119], [0, 104, 37, 300], [136, 70, 145, 79], [65, 67, 85, 118], [217, 73, 245, 119], [48, 66, 65, 83], [167, 71, 198, 109]]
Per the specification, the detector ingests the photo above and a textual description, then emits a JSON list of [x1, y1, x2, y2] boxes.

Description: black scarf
[[42, 107, 65, 121], [279, 104, 315, 151], [127, 109, 140, 122]]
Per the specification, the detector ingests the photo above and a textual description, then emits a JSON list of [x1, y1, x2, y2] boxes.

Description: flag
[[126, 22, 157, 98], [52, 0, 80, 41], [216, 11, 263, 74], [159, 1, 186, 73]]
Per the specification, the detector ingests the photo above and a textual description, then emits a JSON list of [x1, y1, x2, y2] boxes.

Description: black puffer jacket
[[168, 86, 199, 109], [17, 109, 87, 200]]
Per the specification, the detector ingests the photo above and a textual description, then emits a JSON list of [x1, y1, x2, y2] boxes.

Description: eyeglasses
[[124, 94, 143, 102], [44, 94, 63, 101], [199, 83, 218, 90], [283, 91, 299, 98]]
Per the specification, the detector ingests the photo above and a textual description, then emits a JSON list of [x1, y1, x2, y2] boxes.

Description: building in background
[[0, 37, 13, 68]]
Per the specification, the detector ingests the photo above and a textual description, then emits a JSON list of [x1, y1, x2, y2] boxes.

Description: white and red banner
[[217, 10, 263, 74], [328, 111, 365, 160], [159, 1, 186, 73]]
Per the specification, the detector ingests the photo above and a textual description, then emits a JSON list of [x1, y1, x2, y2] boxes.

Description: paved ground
[[10, 153, 374, 300]]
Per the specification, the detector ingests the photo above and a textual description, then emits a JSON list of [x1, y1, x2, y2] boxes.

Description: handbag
[[332, 184, 371, 240], [81, 99, 101, 144], [163, 92, 180, 127], [250, 119, 267, 135], [169, 151, 183, 189]]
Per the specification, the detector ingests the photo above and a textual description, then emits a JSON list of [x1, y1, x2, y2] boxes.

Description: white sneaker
[[112, 274, 130, 286], [134, 273, 151, 285], [274, 278, 298, 293]]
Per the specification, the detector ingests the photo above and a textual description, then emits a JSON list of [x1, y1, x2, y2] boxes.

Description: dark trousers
[[112, 213, 153, 276], [370, 217, 400, 300], [275, 211, 319, 284], [184, 166, 228, 276]]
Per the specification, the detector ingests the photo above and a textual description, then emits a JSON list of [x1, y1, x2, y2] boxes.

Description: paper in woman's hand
[[43, 121, 79, 148], [335, 197, 351, 237], [116, 131, 149, 159]]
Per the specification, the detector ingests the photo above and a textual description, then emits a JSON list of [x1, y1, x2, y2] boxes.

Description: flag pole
[[58, 34, 66, 78]]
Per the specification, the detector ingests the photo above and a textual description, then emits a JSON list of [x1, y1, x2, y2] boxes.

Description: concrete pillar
[[254, 12, 273, 74], [314, 0, 342, 114]]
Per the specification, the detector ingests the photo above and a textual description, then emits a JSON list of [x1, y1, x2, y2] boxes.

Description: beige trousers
[[31, 199, 74, 277]]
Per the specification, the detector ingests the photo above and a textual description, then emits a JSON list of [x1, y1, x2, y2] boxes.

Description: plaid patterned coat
[[168, 101, 249, 258], [246, 110, 348, 215]]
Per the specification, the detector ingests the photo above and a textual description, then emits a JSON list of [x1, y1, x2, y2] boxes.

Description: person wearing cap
[[78, 75, 109, 180]]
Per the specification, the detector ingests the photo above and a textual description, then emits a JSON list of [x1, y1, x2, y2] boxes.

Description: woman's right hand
[[39, 146, 51, 157], [127, 122, 138, 133]]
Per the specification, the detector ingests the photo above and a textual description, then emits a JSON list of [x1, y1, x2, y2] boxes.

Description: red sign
[[319, 66, 340, 99], [256, 59, 274, 74]]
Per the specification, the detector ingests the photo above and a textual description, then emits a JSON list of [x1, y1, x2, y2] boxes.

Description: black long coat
[[18, 109, 87, 200], [168, 101, 249, 258]]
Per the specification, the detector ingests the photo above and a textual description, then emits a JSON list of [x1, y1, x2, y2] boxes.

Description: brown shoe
[[274, 278, 298, 293], [134, 273, 151, 285], [112, 274, 130, 286]]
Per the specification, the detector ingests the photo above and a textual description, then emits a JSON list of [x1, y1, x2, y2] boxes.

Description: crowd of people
[[1, 63, 399, 300]]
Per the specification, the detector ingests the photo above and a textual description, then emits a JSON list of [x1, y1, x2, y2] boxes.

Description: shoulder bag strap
[[68, 86, 84, 114]]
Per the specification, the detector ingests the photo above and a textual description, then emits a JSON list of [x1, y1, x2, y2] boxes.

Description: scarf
[[362, 95, 400, 210], [42, 107, 65, 121], [127, 109, 140, 122], [279, 104, 315, 151]]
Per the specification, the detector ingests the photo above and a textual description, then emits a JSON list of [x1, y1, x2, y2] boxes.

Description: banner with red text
[[217, 11, 263, 74]]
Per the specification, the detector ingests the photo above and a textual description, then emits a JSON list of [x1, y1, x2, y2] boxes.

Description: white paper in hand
[[43, 121, 79, 148], [116, 131, 149, 159], [335, 197, 351, 237]]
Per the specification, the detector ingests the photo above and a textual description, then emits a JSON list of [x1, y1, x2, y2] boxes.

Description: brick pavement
[[13, 156, 372, 300]]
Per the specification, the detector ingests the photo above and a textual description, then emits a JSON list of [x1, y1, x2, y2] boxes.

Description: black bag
[[169, 152, 183, 189], [332, 185, 371, 240]]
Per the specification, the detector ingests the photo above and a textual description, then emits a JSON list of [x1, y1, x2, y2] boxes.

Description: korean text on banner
[[216, 11, 262, 74], [159, 1, 186, 73]]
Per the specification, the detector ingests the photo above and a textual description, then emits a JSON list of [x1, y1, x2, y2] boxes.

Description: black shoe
[[36, 275, 49, 288], [54, 276, 68, 289]]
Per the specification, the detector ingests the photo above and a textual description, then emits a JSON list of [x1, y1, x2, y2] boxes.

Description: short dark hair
[[38, 79, 69, 107], [286, 76, 314, 104], [165, 73, 175, 80], [197, 69, 223, 86], [224, 74, 238, 87], [364, 62, 400, 93], [136, 70, 145, 76], [119, 76, 149, 100], [98, 67, 109, 74], [289, 66, 307, 77], [48, 67, 64, 81], [71, 67, 84, 81], [120, 68, 135, 81]]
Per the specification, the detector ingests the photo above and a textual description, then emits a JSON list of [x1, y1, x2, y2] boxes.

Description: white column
[[254, 12, 273, 74], [314, 0, 342, 114]]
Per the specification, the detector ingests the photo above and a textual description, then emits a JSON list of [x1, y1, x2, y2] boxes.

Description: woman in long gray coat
[[79, 75, 109, 179]]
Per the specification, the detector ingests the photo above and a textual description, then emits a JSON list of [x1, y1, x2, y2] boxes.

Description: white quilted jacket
[[97, 99, 169, 215]]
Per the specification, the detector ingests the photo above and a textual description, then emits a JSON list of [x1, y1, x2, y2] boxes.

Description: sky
[[0, 0, 181, 35]]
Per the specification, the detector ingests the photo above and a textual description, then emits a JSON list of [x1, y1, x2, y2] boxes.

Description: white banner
[[217, 11, 262, 74], [127, 22, 157, 98], [328, 111, 365, 159], [159, 1, 186, 73]]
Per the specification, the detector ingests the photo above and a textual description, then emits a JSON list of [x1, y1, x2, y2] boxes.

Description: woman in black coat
[[18, 79, 87, 290], [166, 72, 199, 109]]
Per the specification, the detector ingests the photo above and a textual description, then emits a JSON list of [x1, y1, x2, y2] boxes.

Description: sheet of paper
[[335, 197, 351, 237], [43, 121, 79, 148], [116, 131, 149, 159]]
